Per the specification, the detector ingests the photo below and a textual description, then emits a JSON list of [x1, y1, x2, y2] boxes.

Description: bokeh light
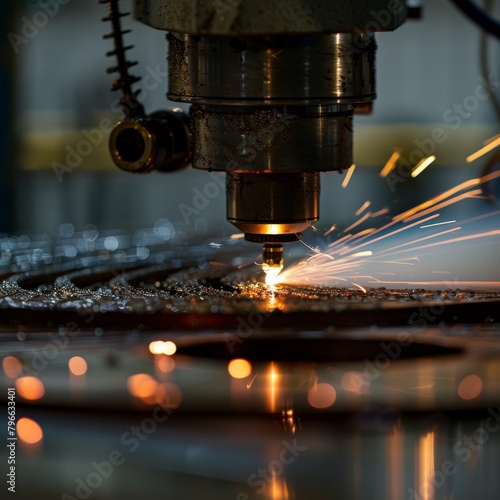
[[457, 374, 483, 400], [2, 356, 23, 378], [17, 418, 43, 445], [68, 356, 88, 376], [308, 383, 337, 409], [163, 341, 177, 356], [127, 374, 158, 399], [228, 359, 252, 379], [157, 356, 176, 373], [149, 340, 177, 356], [15, 376, 45, 401]]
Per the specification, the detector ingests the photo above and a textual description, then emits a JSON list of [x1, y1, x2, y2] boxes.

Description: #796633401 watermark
[[6, 387, 17, 493]]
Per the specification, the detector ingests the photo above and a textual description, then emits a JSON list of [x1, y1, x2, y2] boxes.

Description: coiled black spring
[[100, 0, 144, 118]]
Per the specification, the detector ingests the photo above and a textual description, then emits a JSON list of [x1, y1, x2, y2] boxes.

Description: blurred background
[[0, 4, 500, 499], [0, 0, 499, 240]]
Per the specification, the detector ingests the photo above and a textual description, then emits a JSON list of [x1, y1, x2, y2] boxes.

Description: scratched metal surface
[[1, 232, 500, 500]]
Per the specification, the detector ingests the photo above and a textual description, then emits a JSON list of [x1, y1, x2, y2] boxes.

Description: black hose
[[449, 0, 500, 39]]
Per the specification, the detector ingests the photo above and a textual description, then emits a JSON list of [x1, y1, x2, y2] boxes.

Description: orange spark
[[371, 208, 390, 218], [467, 136, 500, 163], [342, 164, 356, 188], [380, 150, 401, 178], [355, 201, 372, 216], [324, 224, 337, 237], [402, 190, 482, 223], [342, 212, 372, 234], [484, 132, 500, 145], [411, 155, 436, 178], [377, 227, 462, 256], [394, 169, 500, 222]]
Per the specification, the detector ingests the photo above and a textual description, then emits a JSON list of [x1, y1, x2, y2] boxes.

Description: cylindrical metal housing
[[191, 105, 353, 173], [134, 0, 407, 36], [168, 33, 376, 105], [227, 172, 319, 238]]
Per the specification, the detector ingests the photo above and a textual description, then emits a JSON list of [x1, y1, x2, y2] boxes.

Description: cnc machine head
[[105, 0, 408, 275]]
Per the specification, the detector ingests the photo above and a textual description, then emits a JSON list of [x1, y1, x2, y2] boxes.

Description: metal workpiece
[[109, 109, 192, 173], [227, 172, 319, 239], [134, 0, 407, 35], [191, 105, 353, 173], [168, 33, 376, 105]]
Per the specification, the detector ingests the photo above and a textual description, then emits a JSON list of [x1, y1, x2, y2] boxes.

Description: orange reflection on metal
[[228, 359, 252, 379], [157, 356, 175, 373], [417, 431, 435, 500], [388, 422, 403, 500], [68, 356, 87, 376], [2, 356, 23, 378], [127, 374, 158, 399], [270, 474, 290, 500], [15, 376, 45, 401], [17, 417, 43, 445], [268, 363, 279, 413], [458, 374, 483, 400], [267, 294, 284, 312], [307, 382, 337, 409]]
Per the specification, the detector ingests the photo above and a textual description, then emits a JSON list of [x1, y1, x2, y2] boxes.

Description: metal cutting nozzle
[[263, 243, 284, 269], [262, 244, 284, 285]]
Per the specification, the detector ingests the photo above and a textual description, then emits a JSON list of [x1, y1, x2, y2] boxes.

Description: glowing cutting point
[[264, 265, 283, 286], [262, 243, 284, 286]]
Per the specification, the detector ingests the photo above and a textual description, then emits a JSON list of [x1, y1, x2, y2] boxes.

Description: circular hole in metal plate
[[176, 337, 463, 363]]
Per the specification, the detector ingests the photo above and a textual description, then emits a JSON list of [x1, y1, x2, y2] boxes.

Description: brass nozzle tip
[[263, 243, 283, 268]]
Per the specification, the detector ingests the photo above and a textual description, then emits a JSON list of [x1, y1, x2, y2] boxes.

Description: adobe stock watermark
[[224, 306, 275, 355], [5, 315, 93, 380], [7, 0, 72, 54], [342, 300, 447, 395], [236, 439, 306, 499], [178, 171, 227, 225], [385, 73, 500, 192], [61, 398, 177, 500], [407, 406, 500, 499], [52, 64, 168, 182]]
